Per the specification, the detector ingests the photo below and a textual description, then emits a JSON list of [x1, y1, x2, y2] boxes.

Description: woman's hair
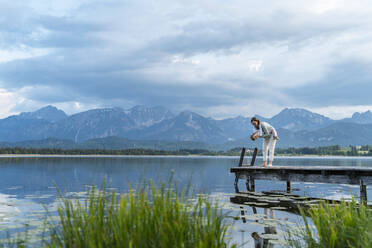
[[251, 232, 259, 238], [251, 117, 260, 129]]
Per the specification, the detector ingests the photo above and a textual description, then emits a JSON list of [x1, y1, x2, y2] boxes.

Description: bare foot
[[268, 162, 273, 167], [260, 162, 267, 167]]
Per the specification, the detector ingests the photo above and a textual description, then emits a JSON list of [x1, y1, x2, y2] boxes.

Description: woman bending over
[[250, 117, 279, 167]]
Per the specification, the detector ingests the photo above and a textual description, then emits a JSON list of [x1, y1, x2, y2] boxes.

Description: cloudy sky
[[1, 0, 372, 119]]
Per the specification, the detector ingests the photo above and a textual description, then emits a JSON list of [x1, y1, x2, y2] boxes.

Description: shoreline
[[1, 154, 372, 159]]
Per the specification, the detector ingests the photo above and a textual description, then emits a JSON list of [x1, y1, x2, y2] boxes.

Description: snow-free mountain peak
[[269, 108, 333, 131], [273, 108, 330, 120], [18, 105, 67, 122], [126, 110, 226, 144], [347, 110, 372, 124], [127, 105, 174, 127]]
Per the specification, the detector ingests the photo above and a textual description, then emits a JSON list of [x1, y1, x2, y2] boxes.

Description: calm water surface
[[1, 155, 372, 247]]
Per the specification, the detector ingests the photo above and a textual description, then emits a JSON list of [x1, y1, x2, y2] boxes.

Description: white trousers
[[263, 137, 277, 162]]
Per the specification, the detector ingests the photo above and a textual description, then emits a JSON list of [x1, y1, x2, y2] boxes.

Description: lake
[[1, 155, 372, 247]]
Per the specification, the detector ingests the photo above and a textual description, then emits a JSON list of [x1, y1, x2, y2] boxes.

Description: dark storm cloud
[[0, 50, 271, 109]]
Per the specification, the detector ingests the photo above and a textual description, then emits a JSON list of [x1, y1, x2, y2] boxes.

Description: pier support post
[[286, 181, 291, 193], [360, 180, 367, 204], [251, 178, 255, 192], [238, 148, 246, 167], [245, 179, 250, 191], [235, 147, 246, 192], [234, 176, 239, 193], [240, 207, 246, 223], [250, 148, 258, 166], [245, 177, 255, 192]]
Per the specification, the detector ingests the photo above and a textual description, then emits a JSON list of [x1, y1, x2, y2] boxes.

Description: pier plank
[[231, 166, 372, 185]]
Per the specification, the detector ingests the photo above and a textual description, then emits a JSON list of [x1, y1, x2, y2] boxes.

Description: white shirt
[[253, 122, 277, 138]]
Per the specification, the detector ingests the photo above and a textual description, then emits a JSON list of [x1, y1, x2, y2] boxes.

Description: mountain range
[[1, 105, 372, 150]]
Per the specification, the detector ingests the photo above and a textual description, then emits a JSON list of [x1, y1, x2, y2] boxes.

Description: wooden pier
[[231, 148, 372, 203]]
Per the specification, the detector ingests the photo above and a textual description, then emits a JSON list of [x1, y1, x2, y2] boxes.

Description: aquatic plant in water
[[286, 199, 372, 248], [44, 181, 237, 248]]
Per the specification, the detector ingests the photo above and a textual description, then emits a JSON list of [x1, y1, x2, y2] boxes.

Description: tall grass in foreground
[[286, 199, 372, 248], [45, 182, 236, 248]]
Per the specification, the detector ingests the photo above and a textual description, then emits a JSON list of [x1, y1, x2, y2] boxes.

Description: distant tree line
[[0, 145, 372, 156], [275, 145, 345, 156], [275, 145, 372, 156], [0, 147, 235, 156]]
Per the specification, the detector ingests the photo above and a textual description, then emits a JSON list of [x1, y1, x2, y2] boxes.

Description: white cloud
[[248, 60, 262, 72], [0, 88, 24, 118], [0, 47, 50, 63], [310, 105, 372, 120], [171, 55, 200, 65]]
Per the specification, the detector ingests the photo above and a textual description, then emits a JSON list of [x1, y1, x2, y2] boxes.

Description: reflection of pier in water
[[230, 191, 347, 248], [230, 192, 289, 248], [231, 191, 343, 214]]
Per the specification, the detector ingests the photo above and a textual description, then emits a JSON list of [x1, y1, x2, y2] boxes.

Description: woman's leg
[[261, 138, 269, 166], [268, 138, 277, 166]]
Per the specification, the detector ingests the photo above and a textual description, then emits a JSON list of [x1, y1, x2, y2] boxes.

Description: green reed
[[286, 199, 372, 248], [44, 182, 236, 248]]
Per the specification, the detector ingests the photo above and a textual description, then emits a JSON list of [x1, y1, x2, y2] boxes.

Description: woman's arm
[[271, 128, 279, 140], [271, 128, 277, 137], [252, 126, 262, 138], [251, 131, 259, 140]]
